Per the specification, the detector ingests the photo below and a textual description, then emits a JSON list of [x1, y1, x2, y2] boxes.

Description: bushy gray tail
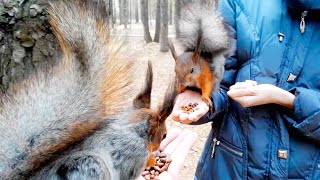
[[178, 0, 231, 55]]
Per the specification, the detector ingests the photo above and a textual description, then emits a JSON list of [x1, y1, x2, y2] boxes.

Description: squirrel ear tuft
[[133, 61, 152, 109], [158, 79, 178, 122], [168, 39, 179, 61], [192, 22, 203, 63]]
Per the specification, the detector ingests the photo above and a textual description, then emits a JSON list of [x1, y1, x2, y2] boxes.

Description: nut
[[142, 149, 172, 180]]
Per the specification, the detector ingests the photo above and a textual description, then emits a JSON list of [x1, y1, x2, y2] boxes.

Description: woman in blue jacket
[[171, 0, 320, 179]]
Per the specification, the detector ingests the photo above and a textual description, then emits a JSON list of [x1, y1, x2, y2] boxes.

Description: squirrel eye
[[190, 68, 194, 73]]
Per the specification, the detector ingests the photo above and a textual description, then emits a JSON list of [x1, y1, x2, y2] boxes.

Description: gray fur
[[0, 0, 155, 179], [0, 1, 177, 179], [32, 120, 150, 180], [211, 53, 226, 91]]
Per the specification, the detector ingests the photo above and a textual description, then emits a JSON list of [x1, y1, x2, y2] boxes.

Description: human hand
[[137, 128, 198, 180], [171, 90, 209, 124], [227, 80, 295, 109]]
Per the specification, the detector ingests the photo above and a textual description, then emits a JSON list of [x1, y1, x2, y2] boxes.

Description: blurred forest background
[[0, 0, 203, 91]]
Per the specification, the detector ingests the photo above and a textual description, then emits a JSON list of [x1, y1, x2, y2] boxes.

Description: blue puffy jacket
[[195, 0, 320, 179]]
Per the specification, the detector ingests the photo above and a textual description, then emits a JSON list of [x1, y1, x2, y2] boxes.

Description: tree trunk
[[0, 0, 61, 92], [154, 0, 161, 43], [112, 0, 117, 25], [169, 0, 173, 25], [160, 0, 169, 52], [108, 0, 115, 27], [135, 0, 139, 23], [174, 0, 181, 38], [119, 0, 124, 24], [148, 0, 152, 26], [129, 0, 132, 27], [123, 0, 128, 28], [140, 0, 152, 43]]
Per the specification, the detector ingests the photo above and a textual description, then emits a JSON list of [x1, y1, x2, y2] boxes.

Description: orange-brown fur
[[195, 59, 214, 111]]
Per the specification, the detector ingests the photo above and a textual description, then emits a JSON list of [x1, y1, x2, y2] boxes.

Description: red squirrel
[[168, 1, 232, 111]]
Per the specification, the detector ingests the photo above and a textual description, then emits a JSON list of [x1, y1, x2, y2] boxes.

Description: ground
[[118, 23, 212, 179]]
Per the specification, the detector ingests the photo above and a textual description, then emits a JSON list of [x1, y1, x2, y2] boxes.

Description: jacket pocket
[[218, 138, 243, 158], [211, 138, 244, 180]]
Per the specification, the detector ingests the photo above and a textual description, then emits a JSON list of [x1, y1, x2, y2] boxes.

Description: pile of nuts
[[142, 150, 172, 180], [180, 103, 199, 114]]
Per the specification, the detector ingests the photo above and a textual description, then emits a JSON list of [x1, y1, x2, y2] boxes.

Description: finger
[[178, 113, 195, 124], [178, 101, 209, 123], [187, 112, 199, 122], [188, 103, 209, 122], [159, 128, 182, 150], [162, 129, 192, 155], [245, 80, 257, 86], [179, 118, 193, 124], [166, 132, 198, 177], [227, 88, 255, 98], [171, 109, 184, 122], [233, 96, 267, 108], [230, 82, 253, 90]]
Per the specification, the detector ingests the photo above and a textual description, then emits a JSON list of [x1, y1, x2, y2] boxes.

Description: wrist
[[275, 89, 295, 109]]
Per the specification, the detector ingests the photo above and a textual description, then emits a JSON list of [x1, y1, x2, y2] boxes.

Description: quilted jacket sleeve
[[195, 0, 240, 124], [286, 87, 320, 141]]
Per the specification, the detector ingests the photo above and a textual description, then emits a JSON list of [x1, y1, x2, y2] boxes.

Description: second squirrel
[[169, 1, 232, 111]]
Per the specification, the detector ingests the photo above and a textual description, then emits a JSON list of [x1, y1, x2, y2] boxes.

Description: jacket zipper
[[211, 138, 220, 158], [211, 138, 243, 158], [300, 11, 308, 33]]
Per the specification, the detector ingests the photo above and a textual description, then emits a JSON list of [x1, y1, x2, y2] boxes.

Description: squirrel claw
[[202, 97, 213, 112]]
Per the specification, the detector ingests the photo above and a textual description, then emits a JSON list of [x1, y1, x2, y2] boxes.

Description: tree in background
[[119, 0, 124, 24], [160, 0, 169, 52], [169, 0, 173, 25], [154, 0, 161, 43], [174, 0, 181, 38], [0, 0, 60, 91], [112, 0, 117, 25], [140, 0, 152, 43], [135, 0, 139, 23]]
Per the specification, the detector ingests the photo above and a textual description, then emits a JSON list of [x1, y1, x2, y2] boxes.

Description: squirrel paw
[[202, 97, 213, 112], [146, 153, 157, 167]]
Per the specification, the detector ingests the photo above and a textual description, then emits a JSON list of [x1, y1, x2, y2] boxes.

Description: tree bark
[[112, 0, 117, 25], [140, 0, 152, 43], [119, 0, 124, 24], [174, 0, 181, 38], [0, 0, 60, 92], [160, 0, 169, 52], [169, 0, 173, 25], [0, 0, 113, 92], [129, 0, 132, 26], [154, 0, 161, 43], [123, 0, 128, 28], [108, 0, 115, 27], [135, 0, 139, 23]]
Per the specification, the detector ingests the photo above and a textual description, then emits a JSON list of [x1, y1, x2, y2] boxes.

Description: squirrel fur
[[0, 0, 177, 179], [169, 0, 232, 111]]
